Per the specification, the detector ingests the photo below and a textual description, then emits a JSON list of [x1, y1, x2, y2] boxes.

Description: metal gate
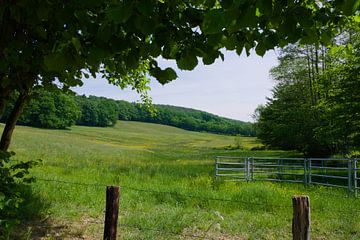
[[215, 156, 360, 195]]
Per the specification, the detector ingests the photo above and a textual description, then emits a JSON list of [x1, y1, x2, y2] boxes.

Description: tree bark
[[306, 46, 315, 106], [103, 186, 120, 240], [0, 86, 12, 120], [292, 195, 310, 240], [0, 91, 29, 151]]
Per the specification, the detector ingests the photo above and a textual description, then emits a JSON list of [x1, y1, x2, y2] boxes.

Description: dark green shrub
[[1, 90, 81, 129], [0, 151, 40, 239]]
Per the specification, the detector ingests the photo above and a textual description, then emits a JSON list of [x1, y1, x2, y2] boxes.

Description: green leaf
[[13, 172, 24, 178], [0, 6, 5, 20], [35, 26, 47, 39], [236, 42, 244, 56], [0, 77, 11, 88], [262, 32, 278, 50], [83, 72, 90, 78], [176, 52, 198, 70], [256, 0, 272, 15], [44, 54, 67, 71], [296, 7, 313, 28], [300, 27, 318, 44], [220, 0, 233, 9], [126, 54, 139, 70], [10, 6, 21, 22], [237, 6, 257, 28], [219, 52, 224, 61], [137, 1, 154, 15], [341, 0, 360, 15], [96, 24, 112, 42], [207, 33, 223, 46], [106, 3, 133, 23], [135, 16, 156, 35], [202, 55, 216, 65], [151, 67, 178, 84], [245, 43, 253, 56], [148, 42, 161, 57], [320, 30, 333, 45], [255, 41, 266, 56], [222, 35, 237, 50], [71, 37, 82, 53], [36, 5, 50, 20], [201, 9, 225, 34], [202, 50, 218, 65], [205, 0, 216, 8], [354, 15, 360, 22], [162, 41, 179, 59], [0, 192, 5, 201]]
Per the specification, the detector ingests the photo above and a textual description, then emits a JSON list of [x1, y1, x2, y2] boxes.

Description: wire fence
[[36, 177, 292, 208], [36, 177, 360, 213], [32, 177, 294, 239], [30, 176, 360, 239]]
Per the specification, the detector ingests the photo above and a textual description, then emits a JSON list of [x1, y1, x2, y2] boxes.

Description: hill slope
[[5, 121, 359, 240], [1, 92, 255, 136], [117, 100, 255, 136]]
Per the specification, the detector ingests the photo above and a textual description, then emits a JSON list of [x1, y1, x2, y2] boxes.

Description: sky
[[73, 50, 278, 122]]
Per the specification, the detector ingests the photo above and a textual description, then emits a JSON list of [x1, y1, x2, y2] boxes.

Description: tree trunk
[[306, 46, 315, 106], [315, 44, 319, 75], [0, 86, 12, 120], [0, 92, 29, 151]]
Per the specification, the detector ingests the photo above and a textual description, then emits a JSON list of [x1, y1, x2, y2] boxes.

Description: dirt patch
[[182, 227, 246, 240]]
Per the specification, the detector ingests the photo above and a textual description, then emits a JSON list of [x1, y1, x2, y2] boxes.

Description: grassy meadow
[[3, 121, 360, 239]]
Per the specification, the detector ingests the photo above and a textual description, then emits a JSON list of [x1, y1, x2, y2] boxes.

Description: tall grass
[[2, 121, 359, 239]]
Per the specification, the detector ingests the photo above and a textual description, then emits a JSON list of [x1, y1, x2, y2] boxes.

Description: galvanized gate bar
[[354, 159, 358, 197], [215, 156, 359, 196]]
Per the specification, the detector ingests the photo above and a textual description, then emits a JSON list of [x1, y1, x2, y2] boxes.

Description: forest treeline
[[254, 23, 360, 157], [0, 93, 254, 136]]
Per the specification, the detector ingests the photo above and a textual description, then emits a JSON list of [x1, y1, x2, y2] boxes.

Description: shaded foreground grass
[[3, 121, 360, 239]]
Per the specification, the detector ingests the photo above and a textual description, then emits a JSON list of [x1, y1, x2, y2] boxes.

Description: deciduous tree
[[0, 0, 358, 150], [254, 17, 360, 156]]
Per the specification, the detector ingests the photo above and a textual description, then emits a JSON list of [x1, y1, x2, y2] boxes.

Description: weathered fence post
[[292, 195, 310, 240], [104, 186, 120, 240]]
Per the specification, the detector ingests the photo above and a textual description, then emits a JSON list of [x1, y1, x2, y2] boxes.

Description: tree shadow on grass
[[8, 184, 84, 240]]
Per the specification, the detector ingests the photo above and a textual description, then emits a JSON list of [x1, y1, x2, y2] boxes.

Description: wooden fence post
[[104, 186, 120, 240], [292, 195, 310, 240]]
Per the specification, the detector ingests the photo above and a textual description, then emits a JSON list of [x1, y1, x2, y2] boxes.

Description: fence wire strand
[[121, 185, 291, 209], [26, 178, 360, 239], [35, 178, 360, 214], [37, 178, 107, 188], [36, 178, 291, 209]]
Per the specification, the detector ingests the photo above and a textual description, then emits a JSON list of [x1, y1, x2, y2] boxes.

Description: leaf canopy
[[0, 0, 357, 96]]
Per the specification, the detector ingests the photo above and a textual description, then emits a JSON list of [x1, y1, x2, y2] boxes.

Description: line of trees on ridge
[[1, 92, 255, 136]]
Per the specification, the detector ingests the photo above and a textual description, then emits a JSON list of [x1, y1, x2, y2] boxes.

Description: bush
[[0, 151, 40, 239], [75, 95, 118, 127], [1, 90, 81, 129], [250, 145, 267, 151], [347, 151, 360, 159]]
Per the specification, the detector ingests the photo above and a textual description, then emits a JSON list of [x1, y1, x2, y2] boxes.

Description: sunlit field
[[4, 121, 360, 239]]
